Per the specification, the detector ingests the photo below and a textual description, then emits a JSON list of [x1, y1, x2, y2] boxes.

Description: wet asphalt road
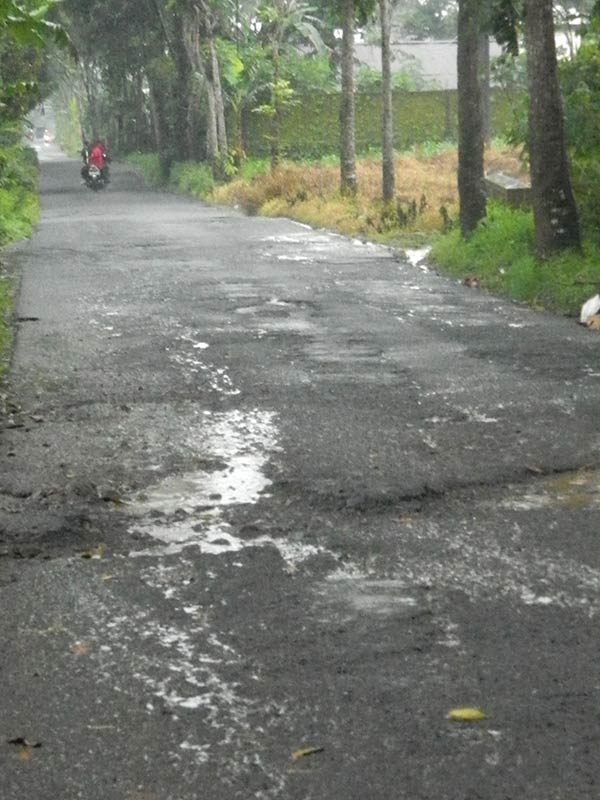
[[1, 148, 600, 800]]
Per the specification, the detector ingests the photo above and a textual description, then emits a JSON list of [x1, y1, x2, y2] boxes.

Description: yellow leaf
[[80, 544, 106, 559], [448, 707, 487, 722], [71, 643, 91, 657], [292, 746, 324, 761]]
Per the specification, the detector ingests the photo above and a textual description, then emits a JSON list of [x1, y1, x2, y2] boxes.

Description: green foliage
[[0, 1, 71, 120], [559, 24, 600, 237], [430, 203, 600, 315], [490, 53, 529, 152], [390, 0, 458, 39], [355, 59, 434, 92], [54, 97, 81, 157], [238, 157, 271, 180], [241, 89, 514, 159], [125, 153, 164, 187], [126, 154, 216, 198], [0, 271, 15, 379], [0, 142, 40, 246], [281, 51, 336, 92], [169, 162, 215, 198], [0, 139, 39, 374]]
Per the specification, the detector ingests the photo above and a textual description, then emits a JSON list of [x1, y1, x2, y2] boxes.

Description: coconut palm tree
[[524, 0, 581, 255]]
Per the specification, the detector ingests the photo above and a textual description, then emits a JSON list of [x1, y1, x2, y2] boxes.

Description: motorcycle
[[85, 164, 106, 191]]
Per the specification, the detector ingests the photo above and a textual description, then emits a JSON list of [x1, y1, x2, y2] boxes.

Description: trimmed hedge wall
[[242, 89, 514, 159]]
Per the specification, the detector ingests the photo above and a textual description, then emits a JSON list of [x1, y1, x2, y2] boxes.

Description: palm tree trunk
[[478, 34, 491, 146], [340, 0, 357, 196], [270, 45, 281, 170], [206, 80, 220, 175], [147, 75, 172, 183], [380, 0, 395, 204], [524, 0, 581, 256], [457, 0, 486, 237], [172, 12, 194, 161], [209, 37, 228, 158]]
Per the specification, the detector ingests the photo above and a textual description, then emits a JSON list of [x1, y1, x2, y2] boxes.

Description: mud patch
[[502, 468, 600, 512]]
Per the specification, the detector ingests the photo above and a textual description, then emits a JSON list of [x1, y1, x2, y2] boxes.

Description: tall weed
[[125, 153, 163, 187], [169, 162, 214, 198], [430, 204, 600, 315]]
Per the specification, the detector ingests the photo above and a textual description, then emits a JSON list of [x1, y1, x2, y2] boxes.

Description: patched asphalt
[[1, 148, 600, 799]]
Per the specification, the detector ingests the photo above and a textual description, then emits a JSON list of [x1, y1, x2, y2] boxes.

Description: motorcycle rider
[[86, 139, 111, 184]]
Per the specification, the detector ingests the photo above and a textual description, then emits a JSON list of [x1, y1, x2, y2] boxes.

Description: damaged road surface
[[1, 149, 600, 800]]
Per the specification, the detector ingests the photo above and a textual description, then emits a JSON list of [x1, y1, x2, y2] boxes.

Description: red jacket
[[88, 145, 105, 169]]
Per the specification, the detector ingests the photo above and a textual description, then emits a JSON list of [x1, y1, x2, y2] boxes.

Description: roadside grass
[[125, 153, 164, 188], [0, 145, 40, 377], [430, 204, 600, 316], [169, 161, 215, 198], [0, 274, 15, 379], [209, 143, 525, 245]]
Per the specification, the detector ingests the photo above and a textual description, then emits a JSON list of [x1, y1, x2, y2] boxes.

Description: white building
[[354, 39, 504, 91]]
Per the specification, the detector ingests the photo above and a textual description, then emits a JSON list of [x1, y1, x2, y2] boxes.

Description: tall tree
[[258, 0, 325, 170], [457, 0, 486, 236], [340, 0, 357, 195], [391, 0, 458, 39], [380, 0, 395, 203], [524, 0, 581, 255]]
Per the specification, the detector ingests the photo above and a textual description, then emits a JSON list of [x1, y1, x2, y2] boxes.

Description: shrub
[[125, 153, 163, 188], [169, 162, 214, 198], [0, 143, 39, 378], [0, 145, 39, 246], [430, 203, 600, 315]]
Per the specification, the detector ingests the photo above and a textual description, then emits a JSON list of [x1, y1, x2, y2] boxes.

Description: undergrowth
[[0, 144, 40, 377], [208, 144, 525, 242], [430, 204, 600, 315], [125, 153, 164, 188]]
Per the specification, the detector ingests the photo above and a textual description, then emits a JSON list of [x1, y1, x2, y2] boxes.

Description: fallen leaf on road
[[71, 643, 91, 656], [8, 737, 42, 747], [448, 707, 487, 722], [292, 746, 324, 761], [586, 314, 600, 330], [8, 737, 42, 757], [80, 544, 106, 559], [525, 465, 544, 475], [463, 276, 481, 289]]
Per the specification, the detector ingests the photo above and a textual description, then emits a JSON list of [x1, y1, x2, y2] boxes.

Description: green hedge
[[242, 89, 514, 159]]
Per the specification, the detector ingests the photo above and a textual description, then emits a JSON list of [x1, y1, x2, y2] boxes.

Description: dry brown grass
[[210, 144, 527, 243]]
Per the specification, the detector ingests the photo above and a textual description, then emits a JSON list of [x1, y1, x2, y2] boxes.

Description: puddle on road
[[129, 410, 275, 552], [128, 409, 328, 566], [171, 330, 239, 396], [233, 298, 318, 335], [317, 575, 419, 618]]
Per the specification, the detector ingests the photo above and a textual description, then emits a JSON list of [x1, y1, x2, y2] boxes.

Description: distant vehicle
[[34, 126, 46, 140], [43, 130, 53, 143]]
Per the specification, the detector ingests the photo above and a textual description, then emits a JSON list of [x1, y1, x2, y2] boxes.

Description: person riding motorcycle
[[89, 141, 111, 182], [82, 139, 111, 184]]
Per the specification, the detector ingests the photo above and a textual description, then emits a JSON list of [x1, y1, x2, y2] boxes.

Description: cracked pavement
[[1, 147, 600, 799]]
